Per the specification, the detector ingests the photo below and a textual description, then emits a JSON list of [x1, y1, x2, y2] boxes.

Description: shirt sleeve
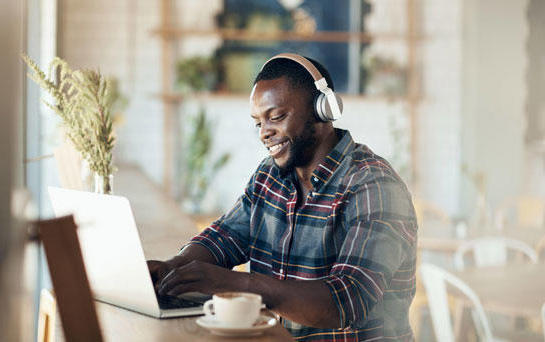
[[323, 169, 417, 329], [182, 173, 256, 269]]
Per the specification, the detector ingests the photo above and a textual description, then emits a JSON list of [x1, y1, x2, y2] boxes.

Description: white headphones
[[261, 53, 343, 122]]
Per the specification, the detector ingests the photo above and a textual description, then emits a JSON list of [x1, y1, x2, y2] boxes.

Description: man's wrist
[[165, 254, 189, 268], [246, 272, 276, 309], [168, 243, 218, 268]]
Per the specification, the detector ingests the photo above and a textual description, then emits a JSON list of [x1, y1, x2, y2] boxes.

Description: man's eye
[[255, 122, 261, 128], [271, 114, 285, 121]]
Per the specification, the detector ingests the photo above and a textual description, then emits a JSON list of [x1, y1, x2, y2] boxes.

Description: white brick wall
[[61, 0, 164, 183], [58, 0, 533, 218], [367, 0, 464, 215], [418, 0, 463, 214], [460, 0, 529, 214]]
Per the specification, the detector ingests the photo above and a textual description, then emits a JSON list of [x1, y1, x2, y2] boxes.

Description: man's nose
[[259, 122, 275, 141]]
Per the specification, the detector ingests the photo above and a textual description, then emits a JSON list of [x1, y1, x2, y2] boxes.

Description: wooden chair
[[37, 215, 103, 341], [454, 237, 538, 271], [37, 289, 56, 342]]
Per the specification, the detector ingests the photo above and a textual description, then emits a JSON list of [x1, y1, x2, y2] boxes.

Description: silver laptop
[[48, 186, 208, 318]]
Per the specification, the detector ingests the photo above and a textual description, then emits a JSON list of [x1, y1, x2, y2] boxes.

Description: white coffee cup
[[203, 292, 262, 328]]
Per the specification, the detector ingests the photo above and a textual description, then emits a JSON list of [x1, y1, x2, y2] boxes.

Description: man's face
[[250, 77, 317, 173]]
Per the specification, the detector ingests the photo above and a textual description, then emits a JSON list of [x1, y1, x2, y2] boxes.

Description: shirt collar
[[309, 128, 354, 190]]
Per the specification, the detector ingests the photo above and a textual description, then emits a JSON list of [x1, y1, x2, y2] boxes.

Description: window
[[212, 0, 372, 94]]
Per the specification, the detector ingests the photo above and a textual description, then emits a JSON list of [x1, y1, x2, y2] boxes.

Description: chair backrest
[[420, 263, 495, 342], [454, 236, 538, 271], [37, 289, 56, 342], [37, 215, 103, 342]]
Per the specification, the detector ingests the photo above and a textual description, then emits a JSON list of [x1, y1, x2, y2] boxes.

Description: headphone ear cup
[[314, 92, 343, 122]]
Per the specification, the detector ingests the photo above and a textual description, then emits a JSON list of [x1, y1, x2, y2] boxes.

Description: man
[[148, 54, 417, 341]]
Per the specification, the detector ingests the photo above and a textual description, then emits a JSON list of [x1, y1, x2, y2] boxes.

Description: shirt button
[[312, 176, 318, 183], [279, 268, 283, 274]]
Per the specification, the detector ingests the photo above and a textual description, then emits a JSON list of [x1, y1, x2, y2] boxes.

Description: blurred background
[[2, 0, 545, 340]]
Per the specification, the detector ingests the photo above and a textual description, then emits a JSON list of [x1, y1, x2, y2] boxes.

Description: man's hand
[[147, 260, 175, 289], [147, 244, 220, 293], [157, 260, 245, 296]]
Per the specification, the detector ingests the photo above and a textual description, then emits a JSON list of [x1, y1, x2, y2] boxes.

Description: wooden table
[[93, 302, 293, 341], [452, 263, 545, 317], [56, 164, 294, 341]]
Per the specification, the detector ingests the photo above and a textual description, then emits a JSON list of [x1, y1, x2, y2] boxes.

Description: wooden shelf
[[152, 92, 416, 104], [153, 92, 243, 104], [155, 0, 422, 195], [151, 27, 422, 43]]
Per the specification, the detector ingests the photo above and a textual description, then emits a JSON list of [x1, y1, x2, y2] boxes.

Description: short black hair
[[253, 56, 334, 102]]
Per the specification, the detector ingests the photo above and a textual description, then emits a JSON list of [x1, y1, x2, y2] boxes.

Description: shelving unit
[[159, 0, 177, 195], [152, 27, 423, 43], [407, 0, 420, 191], [152, 91, 414, 104], [154, 0, 421, 195]]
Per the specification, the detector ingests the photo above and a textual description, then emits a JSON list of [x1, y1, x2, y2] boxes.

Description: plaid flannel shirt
[[187, 129, 417, 341]]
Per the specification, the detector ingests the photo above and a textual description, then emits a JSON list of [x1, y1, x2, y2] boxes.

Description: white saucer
[[196, 314, 277, 337]]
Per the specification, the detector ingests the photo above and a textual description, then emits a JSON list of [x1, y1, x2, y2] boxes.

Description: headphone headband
[[262, 53, 325, 84], [260, 53, 342, 121]]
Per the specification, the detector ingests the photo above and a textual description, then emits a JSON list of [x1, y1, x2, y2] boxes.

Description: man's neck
[[294, 128, 339, 194]]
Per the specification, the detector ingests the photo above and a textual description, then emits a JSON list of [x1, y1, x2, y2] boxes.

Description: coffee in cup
[[203, 292, 262, 327]]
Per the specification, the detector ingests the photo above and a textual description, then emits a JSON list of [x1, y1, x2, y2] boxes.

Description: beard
[[276, 118, 317, 177]]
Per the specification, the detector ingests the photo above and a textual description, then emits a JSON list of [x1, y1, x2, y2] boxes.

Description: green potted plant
[[362, 54, 408, 97], [181, 107, 230, 213], [175, 56, 218, 93]]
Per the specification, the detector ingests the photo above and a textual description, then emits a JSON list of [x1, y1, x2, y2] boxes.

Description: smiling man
[[148, 54, 418, 341]]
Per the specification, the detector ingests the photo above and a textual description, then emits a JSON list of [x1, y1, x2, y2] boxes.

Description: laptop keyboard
[[157, 294, 203, 310]]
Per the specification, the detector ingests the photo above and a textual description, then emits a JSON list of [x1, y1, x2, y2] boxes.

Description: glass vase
[[94, 172, 114, 194]]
